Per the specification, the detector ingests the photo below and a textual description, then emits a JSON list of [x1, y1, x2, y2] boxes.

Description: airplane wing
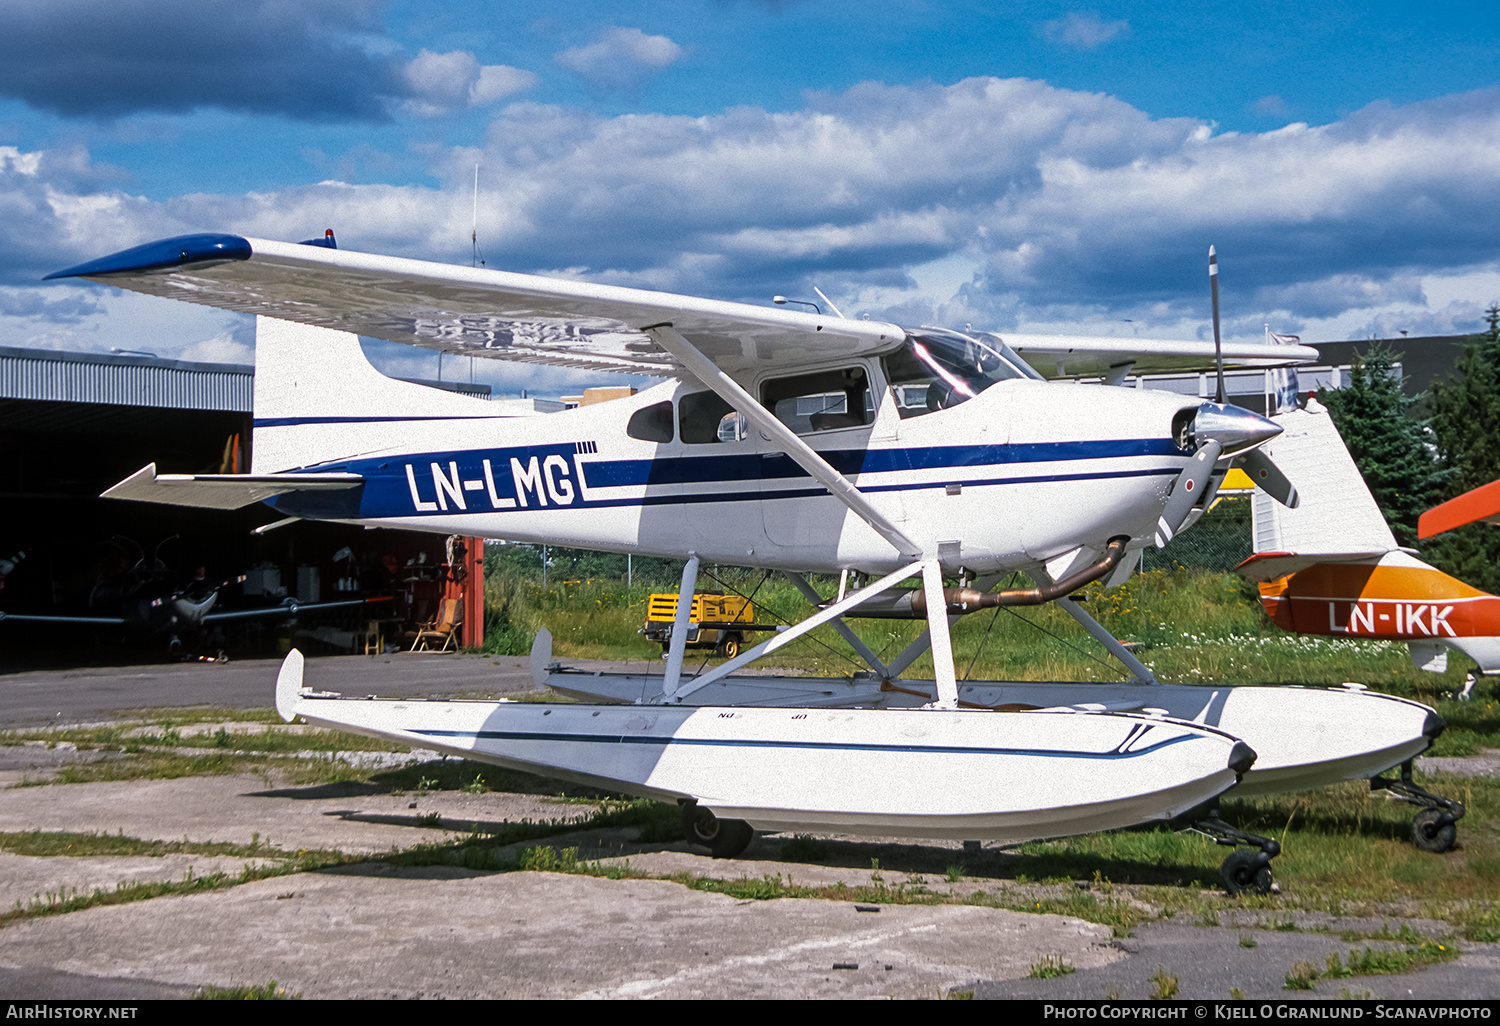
[[46, 233, 1317, 378], [994, 333, 1318, 379], [1418, 479, 1500, 539], [103, 463, 364, 510], [46, 233, 903, 378]]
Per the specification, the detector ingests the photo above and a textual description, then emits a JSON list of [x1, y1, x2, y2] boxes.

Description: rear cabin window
[[626, 400, 674, 442], [679, 391, 748, 444], [761, 367, 872, 435]]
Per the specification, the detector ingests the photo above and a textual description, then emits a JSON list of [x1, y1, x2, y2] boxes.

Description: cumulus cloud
[[1039, 12, 1131, 50], [401, 50, 536, 117], [12, 79, 1500, 356], [555, 27, 683, 91], [0, 0, 533, 122]]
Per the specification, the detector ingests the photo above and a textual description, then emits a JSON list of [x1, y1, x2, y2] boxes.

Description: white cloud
[[1040, 12, 1130, 50], [10, 79, 1500, 375], [401, 50, 535, 117], [555, 27, 683, 90]]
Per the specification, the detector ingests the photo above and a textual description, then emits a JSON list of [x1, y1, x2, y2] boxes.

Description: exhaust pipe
[[840, 536, 1131, 619]]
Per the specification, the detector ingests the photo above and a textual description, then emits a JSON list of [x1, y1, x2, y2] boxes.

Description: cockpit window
[[882, 328, 1030, 418]]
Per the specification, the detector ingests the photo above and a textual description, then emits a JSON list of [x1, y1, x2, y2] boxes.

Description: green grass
[[487, 566, 1500, 714], [3, 720, 404, 755], [1028, 955, 1076, 979], [193, 980, 300, 1000], [0, 830, 288, 859], [1286, 939, 1459, 990]]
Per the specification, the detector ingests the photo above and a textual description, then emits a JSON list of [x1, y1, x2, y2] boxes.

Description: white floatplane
[[275, 649, 1252, 854], [47, 231, 1353, 889]]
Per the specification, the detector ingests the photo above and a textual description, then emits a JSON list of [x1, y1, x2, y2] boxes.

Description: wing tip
[[46, 233, 251, 281]]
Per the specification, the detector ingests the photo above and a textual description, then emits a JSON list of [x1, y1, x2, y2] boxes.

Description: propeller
[[1155, 439, 1223, 547], [1210, 245, 1225, 404], [1205, 246, 1299, 509], [1235, 447, 1299, 508]]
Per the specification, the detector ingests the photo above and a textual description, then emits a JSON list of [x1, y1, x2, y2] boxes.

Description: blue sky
[[3, 0, 1499, 395]]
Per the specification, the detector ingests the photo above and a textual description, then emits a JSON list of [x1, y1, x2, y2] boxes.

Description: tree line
[[1320, 304, 1500, 592]]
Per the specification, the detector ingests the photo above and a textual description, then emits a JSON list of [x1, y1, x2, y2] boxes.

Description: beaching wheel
[[1220, 851, 1273, 896], [1411, 809, 1457, 854], [682, 805, 754, 858]]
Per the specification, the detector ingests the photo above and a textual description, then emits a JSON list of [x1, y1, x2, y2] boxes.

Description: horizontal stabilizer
[[103, 463, 363, 510], [1234, 550, 1387, 583]]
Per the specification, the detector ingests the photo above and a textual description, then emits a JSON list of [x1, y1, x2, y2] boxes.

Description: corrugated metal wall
[[0, 347, 252, 412]]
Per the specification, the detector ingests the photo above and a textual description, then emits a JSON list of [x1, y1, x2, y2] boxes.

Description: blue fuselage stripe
[[268, 437, 1185, 519], [410, 728, 1199, 760]]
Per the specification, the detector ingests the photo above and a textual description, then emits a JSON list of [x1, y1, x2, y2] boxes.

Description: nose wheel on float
[[680, 800, 755, 858], [1371, 761, 1465, 854]]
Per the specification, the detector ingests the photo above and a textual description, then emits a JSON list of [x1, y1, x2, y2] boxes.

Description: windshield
[[883, 328, 1032, 417]]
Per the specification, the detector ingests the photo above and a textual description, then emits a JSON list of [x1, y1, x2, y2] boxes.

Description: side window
[[761, 367, 871, 435], [679, 390, 747, 444], [626, 400, 674, 442]]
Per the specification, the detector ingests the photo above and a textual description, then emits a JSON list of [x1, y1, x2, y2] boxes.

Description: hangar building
[[0, 345, 509, 661]]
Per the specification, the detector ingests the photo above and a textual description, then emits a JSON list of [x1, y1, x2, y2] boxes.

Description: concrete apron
[[0, 771, 1121, 999]]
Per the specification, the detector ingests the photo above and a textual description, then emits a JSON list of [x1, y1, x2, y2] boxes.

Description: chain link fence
[[1141, 495, 1253, 575]]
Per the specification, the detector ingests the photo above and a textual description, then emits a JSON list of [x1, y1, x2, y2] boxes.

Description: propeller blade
[[1235, 448, 1300, 508], [1155, 439, 1223, 547], [1210, 245, 1225, 405]]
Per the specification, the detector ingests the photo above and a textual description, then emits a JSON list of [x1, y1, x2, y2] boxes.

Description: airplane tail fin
[[1245, 397, 1396, 567], [252, 316, 524, 473]]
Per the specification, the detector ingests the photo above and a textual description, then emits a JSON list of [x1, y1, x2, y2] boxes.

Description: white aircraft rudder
[[1250, 398, 1398, 556], [251, 315, 521, 472]]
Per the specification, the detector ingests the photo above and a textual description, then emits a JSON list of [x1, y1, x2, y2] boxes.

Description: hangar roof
[[0, 345, 252, 412]]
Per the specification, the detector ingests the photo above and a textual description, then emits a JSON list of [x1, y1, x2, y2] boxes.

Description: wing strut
[[644, 325, 921, 559], [668, 559, 931, 703]]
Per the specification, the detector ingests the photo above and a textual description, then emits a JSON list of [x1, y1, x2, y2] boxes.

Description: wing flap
[[103, 463, 364, 511]]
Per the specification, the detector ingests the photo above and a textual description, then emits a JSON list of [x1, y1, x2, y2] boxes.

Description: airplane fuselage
[[269, 374, 1203, 575], [1260, 551, 1500, 643]]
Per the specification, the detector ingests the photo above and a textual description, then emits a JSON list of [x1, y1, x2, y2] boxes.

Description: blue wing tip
[[44, 233, 253, 281]]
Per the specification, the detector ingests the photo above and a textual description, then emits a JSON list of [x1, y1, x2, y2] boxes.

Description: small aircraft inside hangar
[[0, 344, 496, 661]]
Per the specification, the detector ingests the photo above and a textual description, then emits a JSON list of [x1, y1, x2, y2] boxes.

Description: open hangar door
[[0, 346, 481, 665]]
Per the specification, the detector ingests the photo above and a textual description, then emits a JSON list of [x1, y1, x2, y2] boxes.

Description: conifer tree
[[1425, 304, 1500, 591], [1318, 345, 1445, 548]]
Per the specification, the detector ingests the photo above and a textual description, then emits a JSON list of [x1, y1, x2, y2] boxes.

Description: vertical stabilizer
[[1250, 398, 1397, 556], [252, 316, 527, 473]]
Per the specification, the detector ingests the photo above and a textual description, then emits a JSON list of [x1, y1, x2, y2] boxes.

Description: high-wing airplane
[[1237, 401, 1500, 702], [0, 534, 377, 655], [50, 231, 1345, 891]]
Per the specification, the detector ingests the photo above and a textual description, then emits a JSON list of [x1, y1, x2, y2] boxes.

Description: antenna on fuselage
[[1209, 245, 1226, 404]]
